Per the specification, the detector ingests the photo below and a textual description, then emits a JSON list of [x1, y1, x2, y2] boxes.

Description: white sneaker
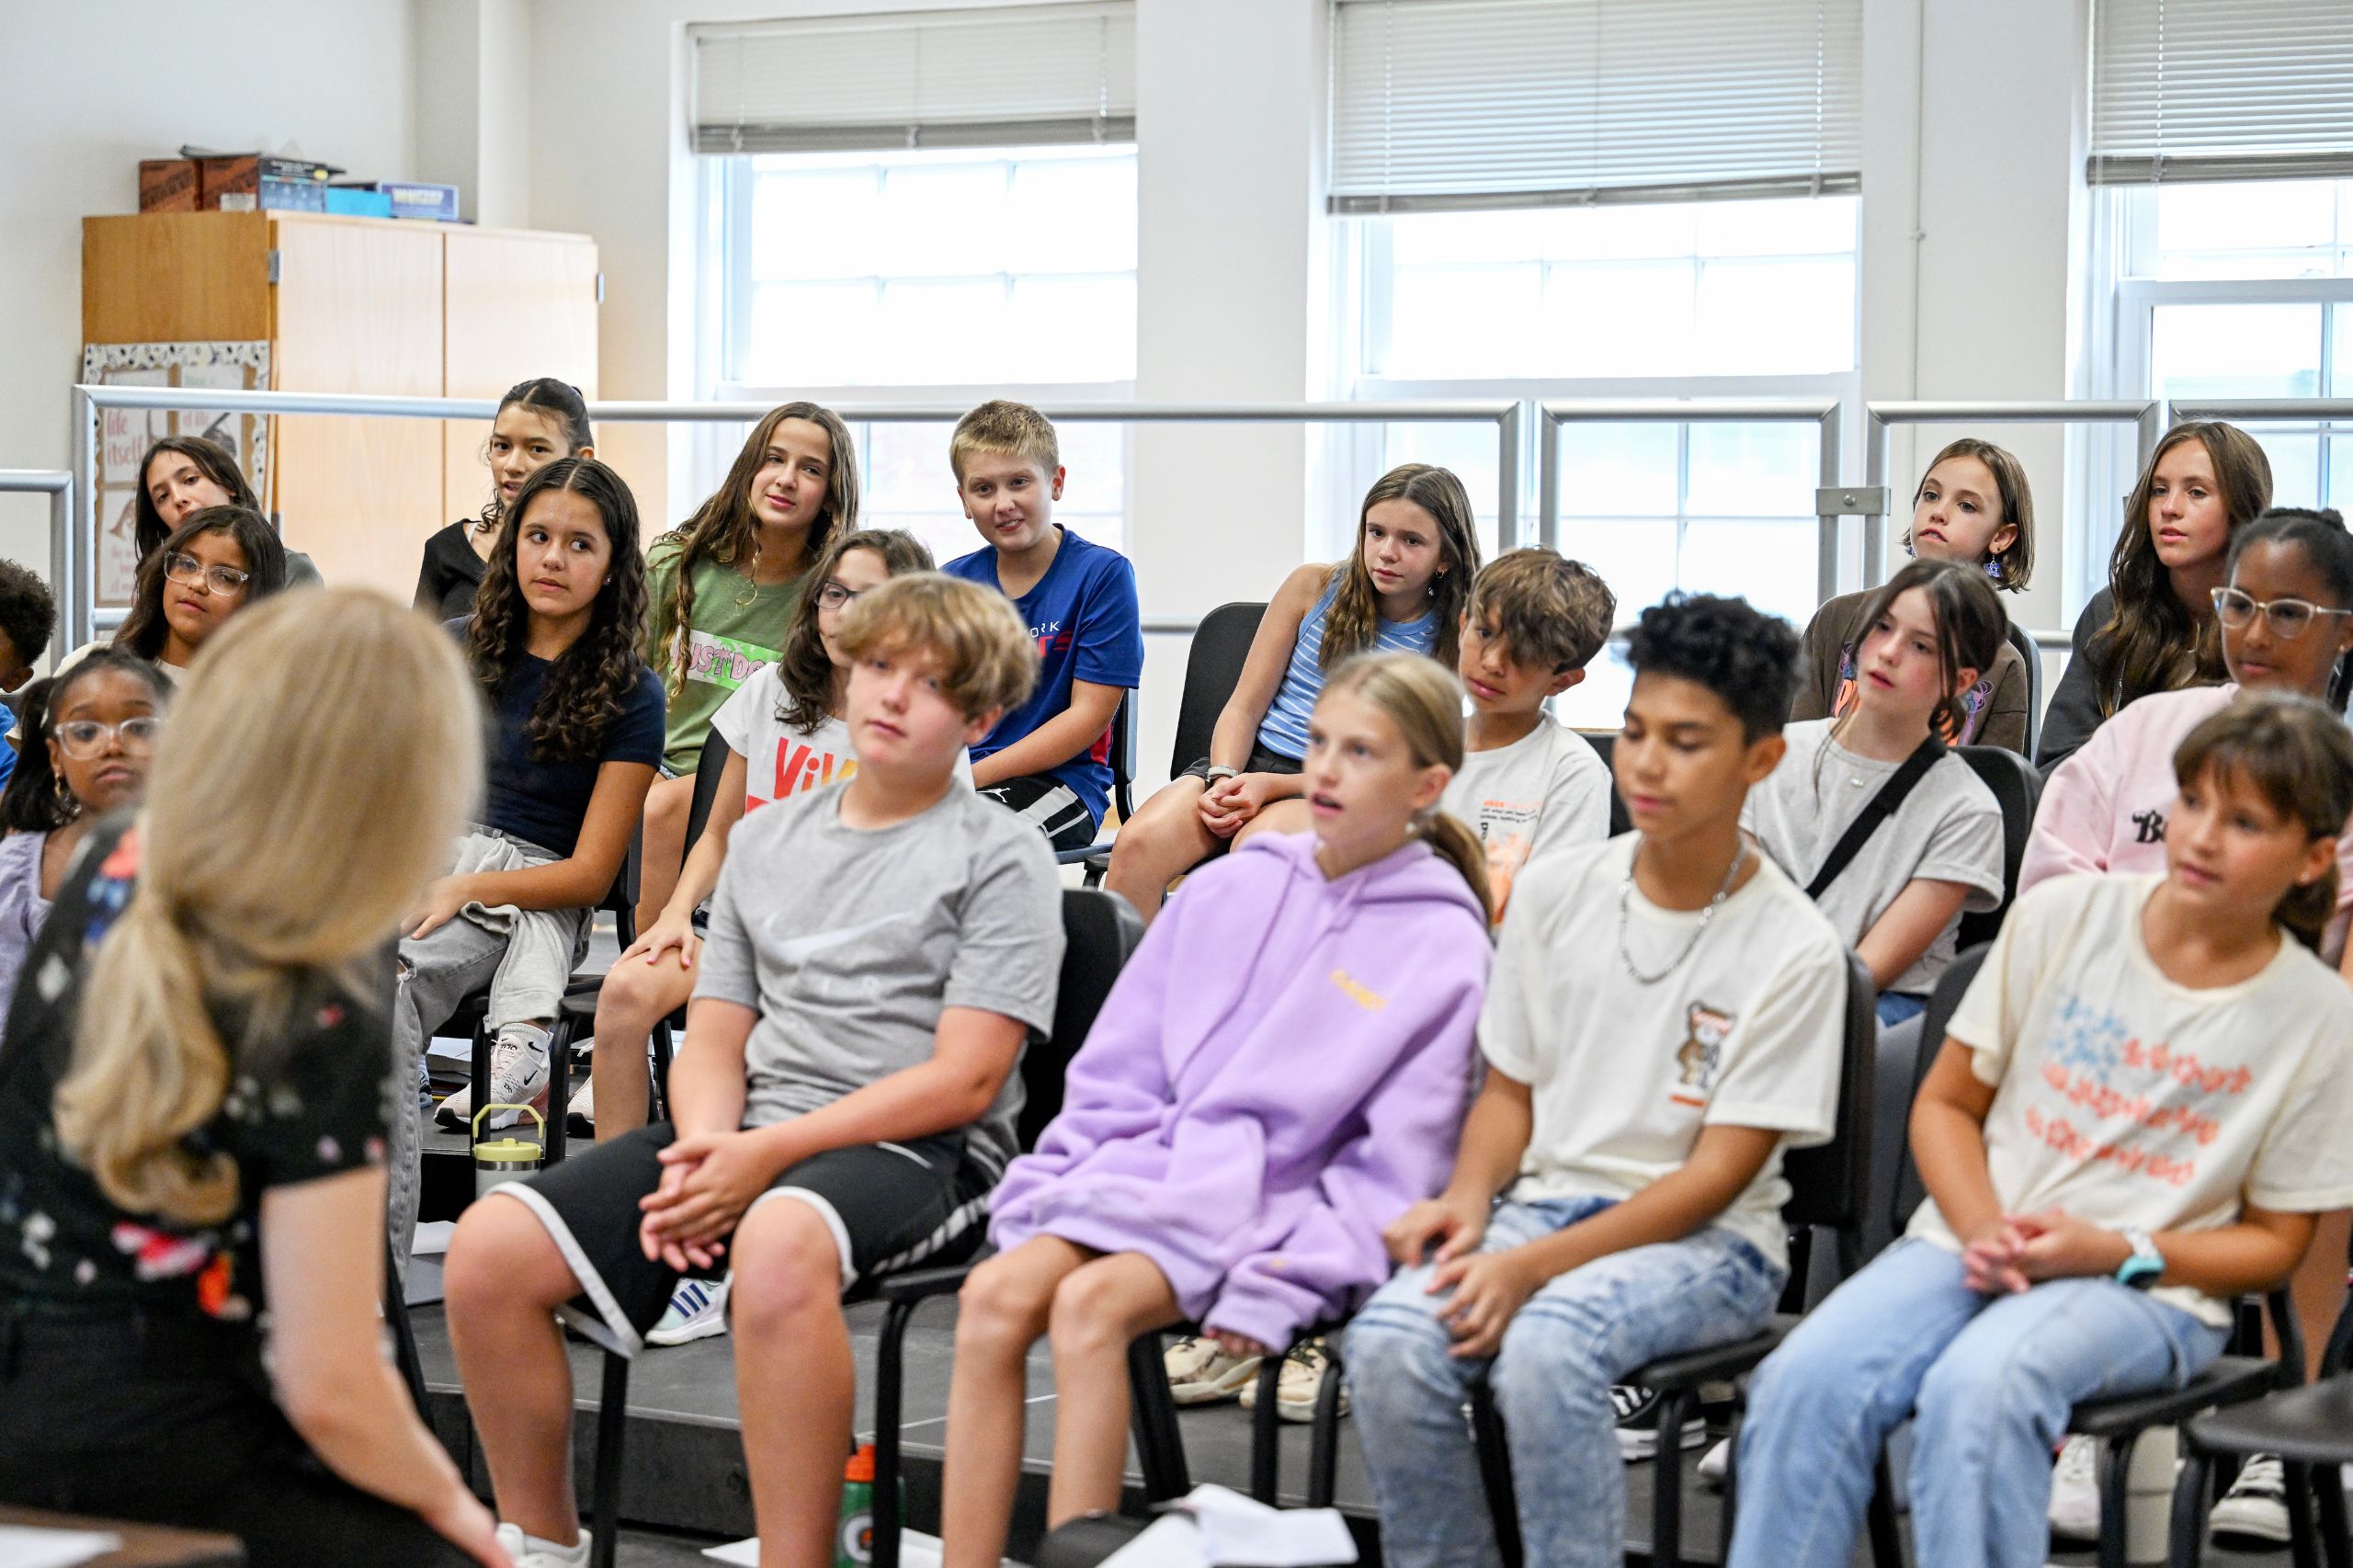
[[565, 1075, 595, 1138], [646, 1276, 730, 1346], [436, 1028, 551, 1131], [1697, 1435, 1732, 1489], [2210, 1453, 2290, 1547], [493, 1522, 590, 1568], [1165, 1335, 1261, 1405], [1612, 1383, 1707, 1460], [2048, 1435, 2102, 1543], [1238, 1338, 1350, 1423]]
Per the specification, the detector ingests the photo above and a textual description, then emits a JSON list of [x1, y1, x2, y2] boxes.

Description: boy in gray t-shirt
[[445, 574, 1063, 1568]]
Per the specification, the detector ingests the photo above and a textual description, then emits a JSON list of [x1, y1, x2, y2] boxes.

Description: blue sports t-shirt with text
[[945, 528, 1144, 828]]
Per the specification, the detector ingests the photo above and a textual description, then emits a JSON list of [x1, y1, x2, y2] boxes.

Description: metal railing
[[0, 470, 74, 659], [68, 384, 1526, 650], [1536, 398, 1842, 602]]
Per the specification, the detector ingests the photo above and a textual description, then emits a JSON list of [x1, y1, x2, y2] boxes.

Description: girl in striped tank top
[[1104, 463, 1482, 921]]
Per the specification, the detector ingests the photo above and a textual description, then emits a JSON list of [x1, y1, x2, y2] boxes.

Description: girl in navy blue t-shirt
[[397, 459, 665, 1256]]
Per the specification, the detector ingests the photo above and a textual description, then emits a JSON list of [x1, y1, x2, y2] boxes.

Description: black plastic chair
[[2169, 1242, 2353, 1568], [452, 824, 643, 1170], [1468, 950, 1880, 1568], [551, 726, 733, 1131], [1953, 744, 2042, 950], [1058, 688, 1138, 878], [1579, 731, 1634, 837], [1084, 601, 1267, 886], [2007, 623, 2045, 762], [1874, 945, 2297, 1568]]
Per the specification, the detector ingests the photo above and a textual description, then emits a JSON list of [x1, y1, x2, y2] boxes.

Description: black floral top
[[0, 815, 397, 1324]]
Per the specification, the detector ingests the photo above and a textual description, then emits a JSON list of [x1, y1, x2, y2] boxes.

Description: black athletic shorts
[[978, 774, 1099, 851], [1176, 743, 1303, 785], [493, 1121, 993, 1354]]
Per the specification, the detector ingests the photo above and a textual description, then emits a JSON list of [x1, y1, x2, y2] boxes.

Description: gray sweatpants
[[387, 828, 591, 1271]]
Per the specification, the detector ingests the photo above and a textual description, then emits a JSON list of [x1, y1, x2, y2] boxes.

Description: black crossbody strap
[[1804, 736, 1947, 901]]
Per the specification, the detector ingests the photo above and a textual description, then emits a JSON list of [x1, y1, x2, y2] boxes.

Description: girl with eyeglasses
[[2018, 505, 2353, 1545], [0, 651, 168, 1004], [579, 532, 954, 1341], [94, 506, 290, 677]]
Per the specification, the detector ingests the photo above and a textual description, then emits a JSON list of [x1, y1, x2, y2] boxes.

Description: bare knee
[[446, 1196, 573, 1320], [729, 1199, 846, 1340], [958, 1256, 1056, 1355], [1047, 1267, 1144, 1359], [596, 958, 687, 1040], [644, 774, 693, 833]]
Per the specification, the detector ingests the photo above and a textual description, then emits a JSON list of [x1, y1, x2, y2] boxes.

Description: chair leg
[[649, 1018, 675, 1122], [1469, 1384, 1523, 1568], [1248, 1351, 1285, 1505], [1650, 1388, 1691, 1568], [1864, 1450, 1905, 1568], [2316, 1461, 2351, 1568], [545, 1013, 573, 1167], [1719, 1408, 1743, 1559], [588, 1350, 631, 1568], [385, 1236, 431, 1421], [1307, 1337, 1345, 1509], [2169, 1449, 2211, 1568], [1126, 1332, 1190, 1503], [2097, 1433, 2139, 1568], [871, 1297, 919, 1568]]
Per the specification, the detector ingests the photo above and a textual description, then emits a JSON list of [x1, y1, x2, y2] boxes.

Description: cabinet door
[[442, 231, 599, 528], [268, 216, 445, 597]]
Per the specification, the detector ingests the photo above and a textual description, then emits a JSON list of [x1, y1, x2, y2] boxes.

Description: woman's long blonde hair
[[1317, 652, 1493, 924], [54, 591, 482, 1224]]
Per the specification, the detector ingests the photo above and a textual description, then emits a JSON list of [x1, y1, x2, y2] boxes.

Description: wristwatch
[[2114, 1226, 2164, 1290]]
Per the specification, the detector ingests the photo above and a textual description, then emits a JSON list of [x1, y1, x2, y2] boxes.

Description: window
[[1337, 196, 1857, 724], [699, 142, 1138, 565]]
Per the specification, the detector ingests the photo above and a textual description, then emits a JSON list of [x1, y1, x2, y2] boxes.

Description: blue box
[[325, 185, 393, 218]]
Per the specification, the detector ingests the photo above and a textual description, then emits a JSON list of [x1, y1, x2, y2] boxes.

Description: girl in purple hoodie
[[938, 653, 1495, 1568]]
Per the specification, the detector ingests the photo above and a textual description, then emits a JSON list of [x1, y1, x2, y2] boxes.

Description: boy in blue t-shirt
[[942, 401, 1143, 850]]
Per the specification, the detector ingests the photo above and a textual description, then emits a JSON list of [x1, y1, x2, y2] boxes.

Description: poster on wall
[[81, 342, 271, 608]]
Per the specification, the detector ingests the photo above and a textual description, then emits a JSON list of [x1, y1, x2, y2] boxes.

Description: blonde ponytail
[[53, 591, 482, 1225], [1320, 651, 1495, 924]]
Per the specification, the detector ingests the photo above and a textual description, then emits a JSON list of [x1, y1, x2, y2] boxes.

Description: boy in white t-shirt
[[1348, 594, 1849, 1568], [1441, 548, 1618, 926], [1728, 693, 2353, 1568]]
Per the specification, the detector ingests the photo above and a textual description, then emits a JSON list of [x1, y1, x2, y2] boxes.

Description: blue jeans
[[1728, 1239, 2229, 1568], [1346, 1195, 1784, 1568], [1876, 990, 1928, 1027]]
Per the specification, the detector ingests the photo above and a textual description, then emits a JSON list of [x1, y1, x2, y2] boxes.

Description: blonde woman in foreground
[[0, 591, 508, 1567]]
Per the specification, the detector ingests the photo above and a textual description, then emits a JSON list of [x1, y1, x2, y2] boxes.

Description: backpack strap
[[1804, 736, 1948, 902]]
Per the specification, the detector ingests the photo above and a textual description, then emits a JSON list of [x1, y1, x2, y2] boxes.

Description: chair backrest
[[1782, 951, 1879, 1247], [1954, 746, 2041, 949], [1170, 602, 1267, 777], [1578, 731, 1634, 837], [1015, 888, 1146, 1150], [1106, 688, 1137, 824], [684, 723, 734, 859], [1892, 941, 1991, 1231], [2006, 622, 2044, 760]]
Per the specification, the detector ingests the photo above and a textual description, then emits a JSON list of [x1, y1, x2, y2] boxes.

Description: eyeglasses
[[163, 552, 251, 596], [816, 581, 862, 612], [2211, 585, 2353, 640], [53, 716, 163, 759]]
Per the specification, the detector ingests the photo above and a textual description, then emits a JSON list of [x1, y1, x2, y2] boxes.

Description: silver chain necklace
[[1617, 836, 1747, 986]]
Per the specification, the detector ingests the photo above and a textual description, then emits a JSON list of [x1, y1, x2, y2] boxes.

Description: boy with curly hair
[[1347, 593, 1850, 1568]]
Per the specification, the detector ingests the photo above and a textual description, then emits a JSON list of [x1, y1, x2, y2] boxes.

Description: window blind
[[690, 2, 1135, 155], [1327, 0, 1863, 214], [2090, 0, 2353, 185]]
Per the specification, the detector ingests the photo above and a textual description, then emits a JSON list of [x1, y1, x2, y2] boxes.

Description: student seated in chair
[[443, 573, 1063, 1568], [1729, 695, 2353, 1568], [1344, 593, 1848, 1568]]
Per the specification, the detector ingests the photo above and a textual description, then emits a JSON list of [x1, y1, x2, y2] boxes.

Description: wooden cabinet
[[82, 211, 598, 598]]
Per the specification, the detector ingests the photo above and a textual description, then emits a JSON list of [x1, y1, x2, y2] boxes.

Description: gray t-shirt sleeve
[[693, 840, 761, 1011], [944, 824, 1065, 1039]]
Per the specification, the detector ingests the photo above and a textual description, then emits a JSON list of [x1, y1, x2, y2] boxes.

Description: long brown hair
[[653, 403, 860, 695], [2095, 421, 2274, 717], [1322, 464, 1482, 672], [134, 436, 260, 559], [113, 506, 290, 662], [2172, 693, 2353, 950], [1908, 437, 2036, 592], [53, 591, 480, 1223], [773, 528, 936, 733], [1317, 652, 1494, 924], [464, 458, 650, 761]]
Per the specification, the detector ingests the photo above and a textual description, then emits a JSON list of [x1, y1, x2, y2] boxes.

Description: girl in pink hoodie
[[938, 653, 1495, 1568]]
